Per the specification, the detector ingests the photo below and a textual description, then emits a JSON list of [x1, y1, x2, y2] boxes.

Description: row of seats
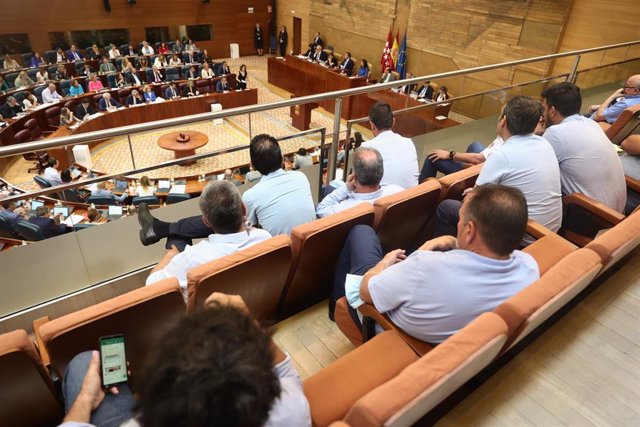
[[2, 165, 639, 425]]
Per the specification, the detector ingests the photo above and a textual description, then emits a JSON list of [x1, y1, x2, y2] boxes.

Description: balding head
[[48, 83, 56, 91], [103, 93, 111, 100], [353, 147, 384, 187]]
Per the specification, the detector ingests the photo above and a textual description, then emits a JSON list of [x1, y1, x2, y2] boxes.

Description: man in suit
[[312, 32, 324, 49], [312, 46, 327, 63], [87, 45, 101, 60], [219, 61, 231, 75], [74, 99, 96, 120], [0, 96, 23, 119], [186, 66, 199, 80], [182, 81, 198, 97], [216, 77, 229, 93], [66, 45, 84, 62], [173, 39, 184, 54], [380, 67, 396, 84], [164, 82, 180, 99], [184, 50, 198, 64], [398, 72, 417, 94], [28, 206, 71, 238], [340, 52, 355, 77], [98, 93, 122, 111], [125, 70, 142, 86], [99, 57, 116, 74], [278, 26, 288, 57], [126, 89, 144, 106], [416, 81, 434, 100]]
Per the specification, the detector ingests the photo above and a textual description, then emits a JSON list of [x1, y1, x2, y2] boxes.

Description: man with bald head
[[316, 147, 403, 217], [98, 92, 121, 111], [589, 74, 640, 125], [42, 83, 63, 104]]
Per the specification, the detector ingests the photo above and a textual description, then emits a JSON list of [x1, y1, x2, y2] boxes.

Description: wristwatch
[[449, 150, 456, 160]]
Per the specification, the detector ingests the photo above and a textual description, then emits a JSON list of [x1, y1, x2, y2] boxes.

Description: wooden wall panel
[[0, 0, 274, 59]]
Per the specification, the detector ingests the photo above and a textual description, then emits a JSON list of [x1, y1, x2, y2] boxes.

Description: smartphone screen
[[99, 335, 128, 387]]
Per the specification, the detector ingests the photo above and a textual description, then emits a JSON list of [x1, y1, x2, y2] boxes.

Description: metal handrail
[[1, 39, 638, 158]]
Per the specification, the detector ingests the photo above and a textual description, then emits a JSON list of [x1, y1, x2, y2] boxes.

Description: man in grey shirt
[[541, 82, 626, 234]]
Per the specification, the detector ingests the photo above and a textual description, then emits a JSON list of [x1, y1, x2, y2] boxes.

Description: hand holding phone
[[99, 335, 128, 388]]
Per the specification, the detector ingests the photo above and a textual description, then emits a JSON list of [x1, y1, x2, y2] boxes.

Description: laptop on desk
[[52, 206, 70, 219], [157, 180, 171, 193], [106, 205, 123, 221], [29, 200, 44, 215]]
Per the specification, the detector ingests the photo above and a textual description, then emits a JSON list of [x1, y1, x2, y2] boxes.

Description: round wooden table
[[157, 131, 209, 166]]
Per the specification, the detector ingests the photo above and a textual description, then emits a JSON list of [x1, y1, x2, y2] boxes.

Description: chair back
[[187, 235, 292, 324], [45, 106, 61, 127], [27, 68, 38, 81], [0, 330, 64, 426], [74, 60, 85, 74], [343, 313, 508, 427], [92, 93, 104, 106], [33, 86, 47, 104], [165, 67, 180, 81], [33, 175, 52, 189], [87, 195, 117, 206], [15, 129, 32, 144], [167, 193, 191, 204], [37, 278, 185, 386], [196, 78, 210, 93], [117, 88, 132, 105], [304, 331, 419, 427], [494, 248, 601, 351], [106, 73, 118, 88], [73, 223, 95, 231], [0, 213, 17, 238], [606, 105, 640, 145], [373, 180, 442, 252], [279, 204, 375, 319], [145, 68, 154, 82], [47, 65, 57, 76], [438, 163, 482, 200], [16, 220, 44, 241], [5, 72, 19, 87], [586, 209, 640, 274], [44, 50, 57, 64], [59, 79, 72, 96], [12, 91, 29, 105], [131, 195, 159, 205], [522, 231, 577, 275], [21, 52, 33, 65]]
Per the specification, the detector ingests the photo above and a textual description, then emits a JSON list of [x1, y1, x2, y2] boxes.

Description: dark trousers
[[330, 225, 384, 321], [433, 199, 462, 238], [419, 142, 485, 181], [165, 215, 212, 251]]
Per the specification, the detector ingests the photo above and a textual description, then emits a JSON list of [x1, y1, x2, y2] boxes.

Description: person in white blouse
[[23, 93, 38, 109], [201, 62, 214, 78], [35, 67, 49, 83], [137, 176, 156, 197], [42, 83, 63, 104], [108, 45, 121, 59], [168, 54, 182, 67], [140, 41, 155, 56], [153, 54, 168, 68]]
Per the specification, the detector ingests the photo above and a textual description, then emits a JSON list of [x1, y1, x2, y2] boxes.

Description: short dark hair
[[353, 147, 384, 186], [297, 147, 307, 156], [463, 184, 528, 256], [502, 95, 543, 135], [35, 205, 49, 217], [199, 181, 244, 234], [541, 82, 582, 117], [47, 157, 57, 167], [137, 305, 280, 427], [60, 169, 72, 183], [368, 102, 394, 130], [249, 134, 282, 175]]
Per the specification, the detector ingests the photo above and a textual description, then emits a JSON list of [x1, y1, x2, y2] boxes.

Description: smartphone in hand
[[99, 334, 128, 388]]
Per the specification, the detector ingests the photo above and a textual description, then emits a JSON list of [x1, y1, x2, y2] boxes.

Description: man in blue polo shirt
[[589, 74, 640, 125]]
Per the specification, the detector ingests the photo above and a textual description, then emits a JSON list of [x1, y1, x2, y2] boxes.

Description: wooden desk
[[157, 131, 209, 166]]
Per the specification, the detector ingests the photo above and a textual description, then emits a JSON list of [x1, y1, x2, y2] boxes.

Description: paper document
[[169, 185, 186, 194], [344, 274, 365, 309], [63, 214, 85, 227]]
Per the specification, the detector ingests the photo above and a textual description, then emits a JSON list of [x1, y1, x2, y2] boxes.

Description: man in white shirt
[[43, 157, 63, 186], [108, 45, 121, 59], [317, 147, 403, 218], [145, 180, 271, 300], [137, 134, 317, 248], [333, 184, 538, 341], [140, 41, 154, 56], [57, 293, 311, 427], [541, 82, 626, 235], [362, 102, 419, 189], [434, 95, 562, 238], [42, 83, 63, 104]]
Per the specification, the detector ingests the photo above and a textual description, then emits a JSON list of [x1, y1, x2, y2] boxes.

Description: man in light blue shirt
[[137, 134, 316, 248], [333, 184, 538, 343], [91, 181, 128, 203], [589, 74, 640, 125], [316, 147, 403, 218], [43, 157, 63, 186], [434, 95, 562, 238]]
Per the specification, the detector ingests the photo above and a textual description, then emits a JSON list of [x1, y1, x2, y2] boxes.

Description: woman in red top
[[158, 42, 170, 55]]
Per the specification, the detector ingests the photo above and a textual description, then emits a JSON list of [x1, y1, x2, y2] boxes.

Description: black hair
[[249, 134, 282, 175], [541, 82, 582, 117], [297, 147, 307, 156], [502, 95, 543, 135], [368, 102, 394, 130]]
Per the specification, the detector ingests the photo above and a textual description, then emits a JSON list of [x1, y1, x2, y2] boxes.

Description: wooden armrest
[[359, 303, 433, 356], [525, 219, 554, 240], [626, 175, 640, 194], [563, 193, 625, 226], [33, 316, 51, 367]]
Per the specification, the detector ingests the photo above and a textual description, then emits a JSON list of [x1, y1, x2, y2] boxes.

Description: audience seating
[[74, 60, 85, 74], [59, 79, 72, 96], [373, 179, 441, 252], [33, 175, 52, 189], [438, 163, 482, 200], [165, 67, 180, 81], [559, 193, 625, 246], [27, 69, 38, 81], [21, 52, 33, 65], [493, 248, 601, 351], [12, 90, 28, 105], [303, 330, 419, 427], [186, 235, 292, 324], [131, 195, 160, 205], [45, 106, 62, 128], [15, 220, 44, 241], [585, 209, 640, 274], [33, 86, 47, 103], [25, 118, 53, 139], [5, 72, 19, 88], [340, 313, 508, 427], [195, 78, 211, 94], [605, 104, 640, 145], [37, 277, 184, 388], [87, 195, 118, 206], [106, 73, 118, 89], [166, 193, 191, 204], [0, 213, 17, 239], [0, 329, 64, 426], [278, 204, 375, 319], [44, 50, 57, 64]]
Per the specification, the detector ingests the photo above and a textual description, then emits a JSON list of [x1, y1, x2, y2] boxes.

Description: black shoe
[[137, 203, 159, 246]]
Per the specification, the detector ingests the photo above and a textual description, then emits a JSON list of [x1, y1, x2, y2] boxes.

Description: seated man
[[434, 95, 562, 239], [28, 205, 72, 238], [67, 45, 84, 61], [74, 99, 96, 120], [58, 293, 310, 427], [215, 76, 229, 93], [0, 96, 23, 119], [333, 184, 539, 341], [98, 57, 116, 74], [316, 147, 403, 218], [137, 134, 316, 247], [44, 157, 63, 186], [340, 52, 355, 77], [145, 181, 271, 298], [362, 102, 419, 189], [91, 181, 127, 203], [42, 83, 63, 104], [416, 81, 434, 100], [312, 45, 327, 63], [292, 147, 313, 170], [125, 89, 144, 106], [163, 82, 180, 99], [541, 82, 626, 234], [97, 93, 122, 111], [379, 67, 396, 84], [589, 74, 640, 127]]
